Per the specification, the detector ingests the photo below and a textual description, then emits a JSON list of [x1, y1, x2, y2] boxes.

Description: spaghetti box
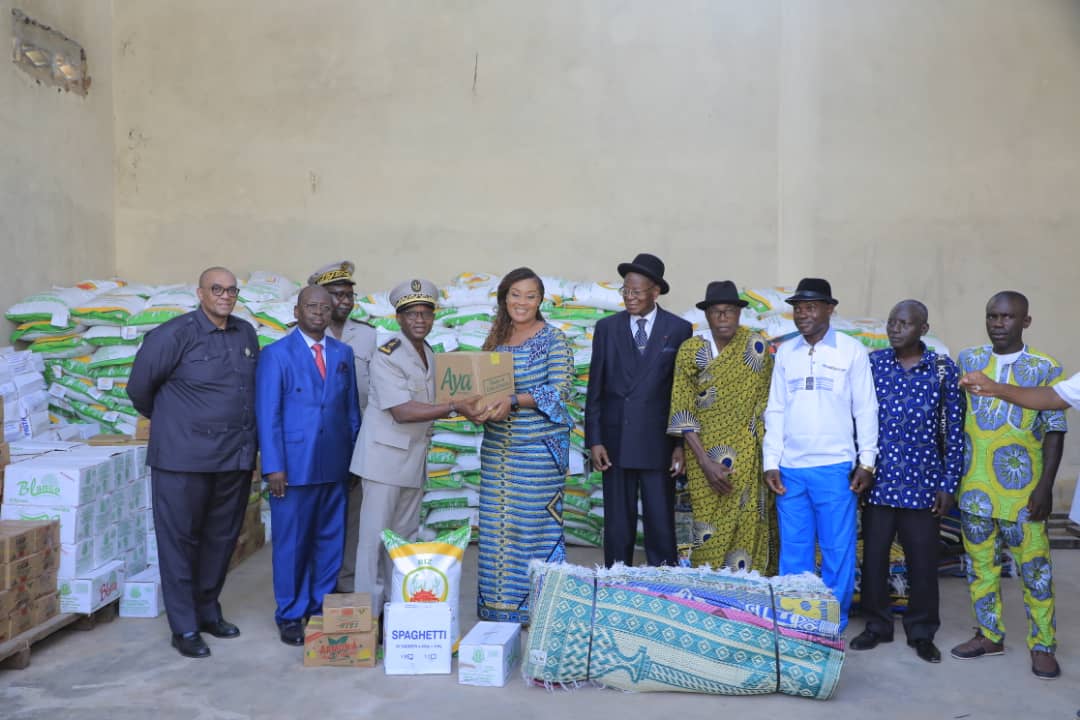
[[58, 559, 124, 614], [302, 616, 377, 668], [323, 592, 373, 633], [383, 601, 453, 675], [119, 566, 163, 618], [434, 352, 514, 405], [457, 621, 521, 687]]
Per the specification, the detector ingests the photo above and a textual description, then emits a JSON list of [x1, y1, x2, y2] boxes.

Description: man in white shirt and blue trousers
[[763, 278, 879, 632]]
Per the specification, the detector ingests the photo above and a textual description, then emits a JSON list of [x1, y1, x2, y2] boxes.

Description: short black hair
[[988, 290, 1029, 316], [894, 299, 929, 326]]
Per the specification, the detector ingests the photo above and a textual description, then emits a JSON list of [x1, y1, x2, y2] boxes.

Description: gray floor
[[2, 544, 1078, 720]]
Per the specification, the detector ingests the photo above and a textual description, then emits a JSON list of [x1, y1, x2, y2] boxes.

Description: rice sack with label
[[382, 525, 469, 648]]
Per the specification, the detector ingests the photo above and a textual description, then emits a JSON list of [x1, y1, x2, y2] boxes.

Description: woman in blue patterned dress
[[477, 267, 574, 624]]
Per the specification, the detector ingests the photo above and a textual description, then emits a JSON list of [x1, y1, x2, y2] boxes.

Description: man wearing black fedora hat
[[586, 253, 692, 567], [762, 277, 879, 632]]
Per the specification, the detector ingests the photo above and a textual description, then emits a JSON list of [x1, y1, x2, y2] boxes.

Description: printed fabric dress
[[478, 324, 575, 623], [667, 326, 776, 573]]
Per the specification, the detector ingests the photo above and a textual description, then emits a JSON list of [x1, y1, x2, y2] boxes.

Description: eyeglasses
[[328, 290, 357, 301], [619, 286, 655, 299], [302, 302, 332, 313], [207, 285, 240, 298], [401, 309, 435, 321]]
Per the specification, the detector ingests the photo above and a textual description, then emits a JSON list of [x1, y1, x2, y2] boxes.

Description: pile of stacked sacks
[[7, 273, 961, 571]]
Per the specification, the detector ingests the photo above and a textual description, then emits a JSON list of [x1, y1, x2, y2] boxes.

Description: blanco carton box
[[117, 517, 137, 552], [57, 539, 95, 579], [2, 456, 103, 506], [124, 542, 148, 576], [383, 602, 453, 675], [457, 621, 521, 687], [93, 523, 119, 568], [0, 502, 93, 544], [120, 566, 163, 618], [59, 559, 125, 614], [146, 532, 158, 564]]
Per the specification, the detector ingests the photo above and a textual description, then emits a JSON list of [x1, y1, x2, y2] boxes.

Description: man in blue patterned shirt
[[849, 300, 965, 663]]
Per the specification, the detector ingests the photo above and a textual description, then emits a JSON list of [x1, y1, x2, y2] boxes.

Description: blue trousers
[[777, 462, 857, 631], [269, 481, 346, 624]]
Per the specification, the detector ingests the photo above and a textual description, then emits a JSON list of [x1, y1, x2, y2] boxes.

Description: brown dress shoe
[[950, 632, 1004, 660], [1031, 650, 1060, 680]]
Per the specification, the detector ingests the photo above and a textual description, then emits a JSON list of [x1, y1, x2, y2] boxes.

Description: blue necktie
[[635, 318, 648, 353]]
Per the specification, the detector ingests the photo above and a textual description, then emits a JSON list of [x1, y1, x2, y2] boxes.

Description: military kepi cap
[[390, 278, 438, 311], [309, 261, 356, 286]]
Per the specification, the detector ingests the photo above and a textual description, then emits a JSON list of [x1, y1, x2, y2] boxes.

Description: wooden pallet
[[0, 600, 118, 670]]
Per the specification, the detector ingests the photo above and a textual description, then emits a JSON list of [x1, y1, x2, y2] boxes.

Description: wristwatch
[[509, 394, 520, 411], [857, 463, 876, 475]]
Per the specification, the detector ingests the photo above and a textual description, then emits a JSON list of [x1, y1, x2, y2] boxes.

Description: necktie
[[313, 343, 326, 380], [635, 318, 648, 353]]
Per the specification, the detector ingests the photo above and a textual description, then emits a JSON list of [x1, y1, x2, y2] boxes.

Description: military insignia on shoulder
[[379, 338, 401, 355]]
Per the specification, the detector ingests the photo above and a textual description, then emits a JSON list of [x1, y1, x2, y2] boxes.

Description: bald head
[[199, 266, 235, 288]]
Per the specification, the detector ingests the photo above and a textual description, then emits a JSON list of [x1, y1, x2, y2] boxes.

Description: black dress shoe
[[909, 638, 941, 663], [279, 620, 305, 646], [171, 632, 211, 658], [849, 629, 893, 651], [199, 618, 240, 638]]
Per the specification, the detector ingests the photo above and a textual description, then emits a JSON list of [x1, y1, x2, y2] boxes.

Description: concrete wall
[[0, 0, 114, 317], [109, 0, 1080, 500]]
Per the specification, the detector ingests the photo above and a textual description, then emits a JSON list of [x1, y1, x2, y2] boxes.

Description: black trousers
[[602, 466, 676, 567], [152, 469, 250, 635], [859, 503, 941, 642]]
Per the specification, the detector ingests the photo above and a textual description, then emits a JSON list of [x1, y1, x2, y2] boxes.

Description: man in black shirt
[[128, 266, 259, 659]]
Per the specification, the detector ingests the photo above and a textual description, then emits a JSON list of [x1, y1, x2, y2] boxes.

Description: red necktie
[[313, 343, 326, 380]]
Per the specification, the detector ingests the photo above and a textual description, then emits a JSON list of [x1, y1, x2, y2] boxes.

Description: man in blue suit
[[256, 285, 361, 646], [586, 253, 692, 567]]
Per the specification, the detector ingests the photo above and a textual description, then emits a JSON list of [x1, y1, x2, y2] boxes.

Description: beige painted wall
[[3, 2, 1078, 503], [110, 1, 1080, 502], [0, 0, 114, 316]]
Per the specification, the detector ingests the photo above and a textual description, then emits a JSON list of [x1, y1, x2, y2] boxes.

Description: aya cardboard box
[[1, 502, 94, 545], [58, 559, 125, 614], [434, 352, 515, 405], [119, 566, 163, 618], [382, 601, 453, 675], [57, 539, 94, 579], [323, 592, 373, 633], [302, 615, 377, 668], [2, 456, 103, 507], [31, 591, 59, 626], [457, 621, 521, 687]]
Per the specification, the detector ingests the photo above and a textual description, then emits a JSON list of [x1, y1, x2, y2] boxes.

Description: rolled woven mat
[[524, 562, 845, 699]]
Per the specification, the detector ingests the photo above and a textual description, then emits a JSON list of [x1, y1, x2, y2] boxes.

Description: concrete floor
[[2, 545, 1078, 720]]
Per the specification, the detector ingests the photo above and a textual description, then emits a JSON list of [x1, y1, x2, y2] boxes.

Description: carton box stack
[[0, 446, 141, 614], [228, 471, 266, 571], [303, 593, 376, 668], [1, 348, 53, 444], [0, 519, 60, 642]]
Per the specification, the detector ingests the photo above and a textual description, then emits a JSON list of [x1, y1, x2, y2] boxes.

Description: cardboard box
[[30, 591, 59, 626], [0, 519, 59, 563], [9, 600, 33, 636], [123, 542, 148, 577], [0, 548, 53, 590], [0, 588, 16, 618], [0, 618, 10, 643], [2, 457, 102, 506], [382, 602, 453, 675], [323, 592, 373, 633], [135, 416, 150, 441], [302, 616, 377, 668], [58, 539, 95, 579], [146, 531, 158, 564], [93, 524, 119, 568], [434, 352, 515, 405], [119, 566, 163, 618], [58, 559, 124, 614], [0, 441, 10, 466], [1, 502, 94, 545], [457, 622, 521, 687]]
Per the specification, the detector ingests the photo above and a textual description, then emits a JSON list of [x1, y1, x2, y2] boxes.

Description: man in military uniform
[[127, 266, 258, 659], [308, 261, 376, 593], [350, 279, 487, 618]]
